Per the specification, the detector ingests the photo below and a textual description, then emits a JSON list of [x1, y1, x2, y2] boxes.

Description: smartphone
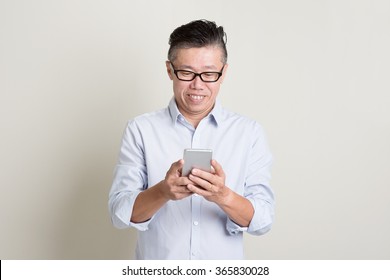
[[182, 148, 212, 177]]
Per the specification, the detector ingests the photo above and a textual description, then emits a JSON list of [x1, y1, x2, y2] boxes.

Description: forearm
[[218, 189, 254, 227], [187, 161, 255, 227], [131, 181, 169, 223], [131, 159, 194, 223]]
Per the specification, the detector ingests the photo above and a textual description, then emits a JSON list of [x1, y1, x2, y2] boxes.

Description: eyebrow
[[177, 64, 220, 71]]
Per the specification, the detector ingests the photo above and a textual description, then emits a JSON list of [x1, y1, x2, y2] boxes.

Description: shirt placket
[[190, 194, 201, 259], [189, 120, 203, 259]]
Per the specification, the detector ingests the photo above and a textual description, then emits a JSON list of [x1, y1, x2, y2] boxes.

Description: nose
[[190, 75, 204, 89]]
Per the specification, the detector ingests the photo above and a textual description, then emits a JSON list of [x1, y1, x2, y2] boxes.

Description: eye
[[180, 71, 193, 76]]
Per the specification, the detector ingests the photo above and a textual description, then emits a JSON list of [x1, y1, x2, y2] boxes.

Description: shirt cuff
[[129, 217, 153, 231], [110, 190, 153, 231], [226, 197, 274, 235], [226, 218, 248, 235], [246, 197, 274, 235]]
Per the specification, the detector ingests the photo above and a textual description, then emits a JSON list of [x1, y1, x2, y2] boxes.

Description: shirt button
[[193, 221, 199, 226]]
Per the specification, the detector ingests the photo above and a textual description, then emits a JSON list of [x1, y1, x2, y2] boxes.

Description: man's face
[[166, 46, 227, 124]]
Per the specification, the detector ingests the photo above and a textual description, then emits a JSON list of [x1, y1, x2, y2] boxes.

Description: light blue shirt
[[108, 98, 274, 259]]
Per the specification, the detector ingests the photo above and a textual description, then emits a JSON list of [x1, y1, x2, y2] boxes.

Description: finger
[[168, 182, 193, 194], [191, 168, 214, 183], [174, 186, 193, 193], [167, 159, 184, 176], [171, 190, 193, 200], [173, 159, 184, 171], [211, 160, 225, 177], [187, 183, 211, 196], [189, 174, 213, 192], [176, 176, 193, 186]]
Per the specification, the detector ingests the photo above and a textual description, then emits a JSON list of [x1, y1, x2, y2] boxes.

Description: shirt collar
[[168, 97, 222, 126], [210, 99, 222, 126], [168, 97, 182, 124]]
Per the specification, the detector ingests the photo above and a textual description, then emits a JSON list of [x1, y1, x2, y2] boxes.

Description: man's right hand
[[160, 159, 193, 200], [131, 159, 193, 223]]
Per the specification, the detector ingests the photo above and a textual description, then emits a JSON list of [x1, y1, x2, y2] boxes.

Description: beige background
[[1, 0, 389, 259]]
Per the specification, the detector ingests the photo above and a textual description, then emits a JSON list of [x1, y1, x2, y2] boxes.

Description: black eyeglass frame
[[170, 62, 225, 83]]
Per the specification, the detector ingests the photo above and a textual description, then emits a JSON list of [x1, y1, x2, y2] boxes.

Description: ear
[[166, 61, 174, 80], [219, 63, 228, 84]]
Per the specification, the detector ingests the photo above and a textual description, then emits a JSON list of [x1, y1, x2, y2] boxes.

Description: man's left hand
[[187, 160, 233, 206]]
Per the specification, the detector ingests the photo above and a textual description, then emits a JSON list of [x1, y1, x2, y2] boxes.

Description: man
[[108, 20, 274, 259]]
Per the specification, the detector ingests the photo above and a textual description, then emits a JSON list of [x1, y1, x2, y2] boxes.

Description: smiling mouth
[[188, 94, 205, 101]]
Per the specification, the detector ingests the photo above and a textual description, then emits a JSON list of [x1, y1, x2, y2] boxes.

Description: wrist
[[156, 180, 171, 201], [218, 186, 235, 208]]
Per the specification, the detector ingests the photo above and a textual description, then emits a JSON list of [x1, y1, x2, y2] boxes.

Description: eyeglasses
[[170, 62, 224, 83]]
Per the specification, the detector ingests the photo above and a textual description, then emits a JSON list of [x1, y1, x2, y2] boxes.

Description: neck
[[174, 100, 216, 128], [183, 113, 205, 128]]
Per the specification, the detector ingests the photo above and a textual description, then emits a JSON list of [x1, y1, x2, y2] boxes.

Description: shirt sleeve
[[108, 120, 152, 231], [226, 123, 275, 236]]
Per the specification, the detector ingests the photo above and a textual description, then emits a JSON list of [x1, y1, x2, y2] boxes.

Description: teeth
[[189, 95, 204, 100]]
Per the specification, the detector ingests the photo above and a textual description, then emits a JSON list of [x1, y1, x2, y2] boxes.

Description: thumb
[[211, 160, 225, 177], [169, 159, 184, 175]]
